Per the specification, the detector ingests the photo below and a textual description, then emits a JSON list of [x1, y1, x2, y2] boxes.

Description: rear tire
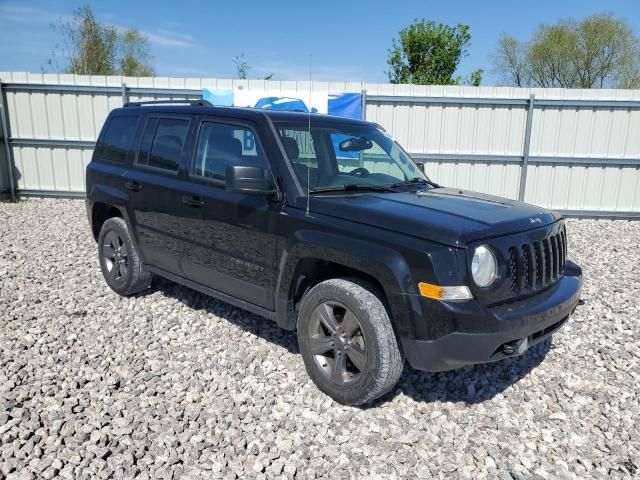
[[297, 278, 403, 405], [98, 217, 152, 296]]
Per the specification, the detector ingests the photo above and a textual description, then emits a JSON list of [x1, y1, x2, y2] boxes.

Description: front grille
[[509, 224, 567, 294]]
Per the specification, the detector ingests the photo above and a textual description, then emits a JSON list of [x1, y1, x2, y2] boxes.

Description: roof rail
[[124, 99, 213, 107]]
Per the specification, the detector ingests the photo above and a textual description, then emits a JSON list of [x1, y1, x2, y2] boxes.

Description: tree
[[469, 69, 484, 87], [118, 30, 154, 77], [492, 14, 640, 89], [233, 53, 249, 79], [49, 5, 154, 76], [492, 36, 529, 87], [233, 53, 274, 80], [386, 19, 483, 85]]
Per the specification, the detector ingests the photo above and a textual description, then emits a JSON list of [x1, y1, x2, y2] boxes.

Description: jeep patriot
[[86, 100, 582, 405]]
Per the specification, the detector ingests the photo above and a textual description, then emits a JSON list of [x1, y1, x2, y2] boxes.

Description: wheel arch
[[274, 230, 421, 339], [90, 202, 126, 241], [87, 181, 135, 241]]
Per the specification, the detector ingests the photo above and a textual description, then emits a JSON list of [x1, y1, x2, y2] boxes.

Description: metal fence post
[[359, 89, 367, 168], [360, 88, 367, 121], [0, 82, 16, 202], [121, 82, 128, 106], [518, 94, 535, 201]]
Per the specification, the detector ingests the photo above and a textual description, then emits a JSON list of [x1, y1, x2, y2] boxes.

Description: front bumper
[[402, 261, 582, 372]]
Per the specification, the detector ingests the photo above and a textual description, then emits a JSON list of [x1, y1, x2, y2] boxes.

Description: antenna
[[306, 53, 312, 217]]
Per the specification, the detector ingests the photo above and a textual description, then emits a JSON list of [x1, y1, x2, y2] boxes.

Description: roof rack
[[124, 99, 213, 107]]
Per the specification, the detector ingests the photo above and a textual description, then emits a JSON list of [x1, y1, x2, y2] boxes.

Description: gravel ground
[[0, 198, 638, 480]]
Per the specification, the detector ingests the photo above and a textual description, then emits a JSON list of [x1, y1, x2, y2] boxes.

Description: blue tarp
[[202, 89, 233, 106], [328, 93, 362, 120], [201, 89, 362, 120]]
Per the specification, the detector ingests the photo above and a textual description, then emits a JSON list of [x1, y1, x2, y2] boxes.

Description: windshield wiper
[[390, 177, 441, 189], [309, 184, 396, 194]]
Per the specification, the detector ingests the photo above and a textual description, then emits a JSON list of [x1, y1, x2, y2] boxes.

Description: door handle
[[182, 195, 205, 207], [125, 181, 142, 192]]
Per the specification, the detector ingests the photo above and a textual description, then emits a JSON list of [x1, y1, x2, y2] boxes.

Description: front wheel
[[297, 278, 403, 405], [98, 217, 152, 296]]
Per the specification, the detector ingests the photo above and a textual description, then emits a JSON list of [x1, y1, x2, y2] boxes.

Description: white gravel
[[0, 198, 638, 480]]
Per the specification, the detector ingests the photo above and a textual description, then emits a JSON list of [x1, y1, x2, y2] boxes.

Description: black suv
[[86, 100, 582, 405]]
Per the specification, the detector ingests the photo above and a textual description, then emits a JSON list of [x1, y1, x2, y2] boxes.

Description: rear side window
[[193, 122, 267, 180], [97, 116, 138, 163], [136, 118, 190, 172]]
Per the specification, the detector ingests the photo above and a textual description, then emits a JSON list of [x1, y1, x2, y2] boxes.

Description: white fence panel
[[525, 164, 640, 212], [0, 72, 639, 217]]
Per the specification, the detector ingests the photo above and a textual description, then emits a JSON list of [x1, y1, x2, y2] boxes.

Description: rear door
[[176, 116, 279, 309], [125, 114, 193, 275]]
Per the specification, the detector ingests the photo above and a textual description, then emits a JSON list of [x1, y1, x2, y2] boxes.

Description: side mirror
[[416, 162, 425, 172], [225, 164, 276, 196]]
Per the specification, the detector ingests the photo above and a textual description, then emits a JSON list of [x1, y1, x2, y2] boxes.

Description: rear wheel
[[297, 278, 403, 405], [98, 217, 152, 296]]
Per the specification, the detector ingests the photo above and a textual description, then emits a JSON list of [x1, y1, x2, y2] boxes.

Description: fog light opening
[[501, 337, 529, 356]]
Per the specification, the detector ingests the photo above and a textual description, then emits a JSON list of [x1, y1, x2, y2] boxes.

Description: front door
[[177, 117, 279, 309], [125, 114, 192, 276]]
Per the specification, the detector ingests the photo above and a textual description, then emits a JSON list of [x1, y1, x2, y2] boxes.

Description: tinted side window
[[136, 118, 189, 171], [193, 122, 267, 180], [136, 118, 158, 166], [97, 116, 138, 163]]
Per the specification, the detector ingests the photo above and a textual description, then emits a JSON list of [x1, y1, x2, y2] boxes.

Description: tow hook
[[502, 337, 529, 356]]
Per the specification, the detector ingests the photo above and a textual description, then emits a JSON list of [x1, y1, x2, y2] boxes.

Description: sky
[[1, 0, 639, 85]]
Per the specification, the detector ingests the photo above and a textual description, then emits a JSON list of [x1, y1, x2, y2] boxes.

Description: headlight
[[471, 245, 497, 287]]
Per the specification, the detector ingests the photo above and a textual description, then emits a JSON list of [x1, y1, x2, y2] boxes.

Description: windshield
[[274, 121, 429, 193]]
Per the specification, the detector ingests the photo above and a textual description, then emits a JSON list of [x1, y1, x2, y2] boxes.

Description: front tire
[[297, 278, 403, 405], [98, 217, 152, 296]]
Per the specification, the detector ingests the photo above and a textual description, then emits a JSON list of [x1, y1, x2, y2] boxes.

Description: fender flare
[[274, 229, 422, 336], [87, 184, 141, 252]]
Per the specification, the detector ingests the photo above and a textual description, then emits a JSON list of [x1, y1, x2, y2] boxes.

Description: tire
[[297, 278, 404, 405], [97, 217, 152, 296]]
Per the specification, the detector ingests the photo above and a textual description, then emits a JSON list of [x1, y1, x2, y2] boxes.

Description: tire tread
[[297, 277, 404, 405]]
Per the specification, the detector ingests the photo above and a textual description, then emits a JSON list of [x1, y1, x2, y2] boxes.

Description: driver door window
[[193, 122, 266, 181]]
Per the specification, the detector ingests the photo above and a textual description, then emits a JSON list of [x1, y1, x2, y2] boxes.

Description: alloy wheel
[[102, 230, 128, 283], [307, 301, 367, 385]]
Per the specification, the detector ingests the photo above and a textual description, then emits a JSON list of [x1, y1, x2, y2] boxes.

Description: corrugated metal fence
[[1, 72, 639, 217]]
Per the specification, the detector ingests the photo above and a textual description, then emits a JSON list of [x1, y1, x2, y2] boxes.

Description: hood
[[310, 187, 560, 247]]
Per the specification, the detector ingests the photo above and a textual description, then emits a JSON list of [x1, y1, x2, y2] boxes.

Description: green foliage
[[386, 19, 480, 85], [49, 5, 154, 76], [469, 69, 483, 87], [492, 14, 640, 88], [119, 30, 154, 77]]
